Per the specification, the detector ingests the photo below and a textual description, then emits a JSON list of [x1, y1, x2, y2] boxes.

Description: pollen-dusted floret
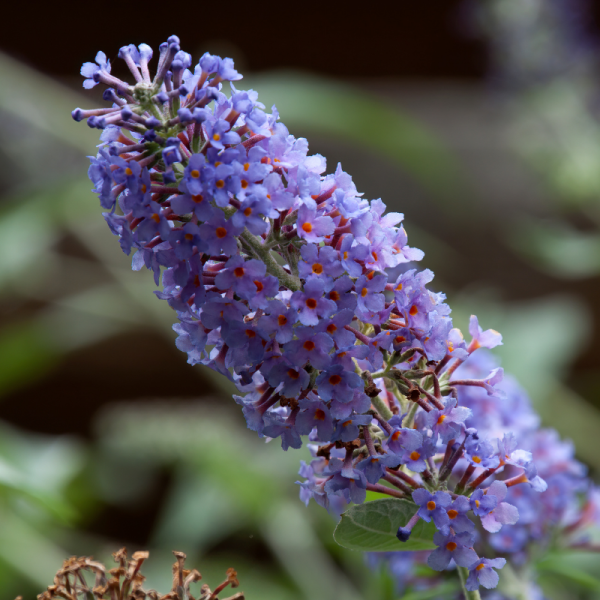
[[468, 315, 503, 351], [386, 425, 423, 456], [296, 204, 335, 243], [296, 396, 335, 440], [465, 557, 507, 591], [412, 489, 452, 529], [427, 531, 479, 571], [298, 243, 345, 280], [315, 364, 363, 402], [290, 277, 337, 326], [356, 452, 401, 485]]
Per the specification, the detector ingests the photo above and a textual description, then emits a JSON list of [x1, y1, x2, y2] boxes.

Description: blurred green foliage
[[475, 0, 600, 279]]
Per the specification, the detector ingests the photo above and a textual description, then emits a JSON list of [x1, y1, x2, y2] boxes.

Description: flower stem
[[403, 399, 420, 428], [366, 483, 405, 499], [370, 394, 393, 421], [240, 230, 302, 291], [457, 566, 481, 600]]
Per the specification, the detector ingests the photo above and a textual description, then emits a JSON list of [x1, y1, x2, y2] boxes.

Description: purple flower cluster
[[367, 351, 600, 597], [457, 352, 600, 556], [72, 37, 598, 595]]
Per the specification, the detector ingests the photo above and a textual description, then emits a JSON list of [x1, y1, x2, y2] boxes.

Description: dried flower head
[[36, 549, 244, 600]]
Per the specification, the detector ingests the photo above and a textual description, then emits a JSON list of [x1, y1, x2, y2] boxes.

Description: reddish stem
[[366, 483, 405, 499]]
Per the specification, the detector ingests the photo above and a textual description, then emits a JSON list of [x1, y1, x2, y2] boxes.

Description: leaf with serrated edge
[[334, 498, 436, 552]]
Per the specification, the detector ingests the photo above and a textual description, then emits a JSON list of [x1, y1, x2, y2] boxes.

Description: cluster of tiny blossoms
[[369, 350, 600, 598], [73, 37, 593, 594]]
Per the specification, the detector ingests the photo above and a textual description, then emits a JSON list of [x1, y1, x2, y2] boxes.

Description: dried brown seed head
[[226, 569, 239, 588], [132, 551, 150, 561], [113, 548, 127, 567]]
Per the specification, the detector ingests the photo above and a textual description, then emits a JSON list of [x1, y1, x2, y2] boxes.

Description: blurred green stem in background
[[457, 567, 481, 600]]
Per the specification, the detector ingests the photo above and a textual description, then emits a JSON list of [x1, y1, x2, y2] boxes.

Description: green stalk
[[457, 567, 481, 600], [403, 400, 420, 428], [392, 381, 408, 413], [240, 230, 302, 291], [369, 371, 387, 380], [370, 394, 393, 421]]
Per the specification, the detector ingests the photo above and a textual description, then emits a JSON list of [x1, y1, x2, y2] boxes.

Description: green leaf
[[333, 498, 436, 552], [0, 509, 69, 588], [0, 51, 98, 152], [400, 582, 460, 600], [0, 322, 57, 397], [536, 552, 600, 592], [507, 217, 600, 279], [537, 558, 600, 591]]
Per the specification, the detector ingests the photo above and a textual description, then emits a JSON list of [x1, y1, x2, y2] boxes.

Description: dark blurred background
[[2, 1, 600, 598]]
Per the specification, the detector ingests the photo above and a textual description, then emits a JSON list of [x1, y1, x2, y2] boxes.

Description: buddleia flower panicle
[[73, 36, 600, 594]]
